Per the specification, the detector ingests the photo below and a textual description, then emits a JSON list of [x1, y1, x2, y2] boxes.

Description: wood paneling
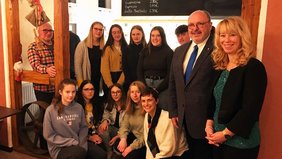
[[0, 1, 8, 147], [5, 0, 21, 146], [0, 0, 6, 106], [241, 0, 261, 46]]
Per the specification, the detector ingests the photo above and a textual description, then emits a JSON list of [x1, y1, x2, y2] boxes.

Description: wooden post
[[54, 0, 69, 92], [241, 0, 261, 46], [6, 0, 22, 146], [4, 0, 70, 148]]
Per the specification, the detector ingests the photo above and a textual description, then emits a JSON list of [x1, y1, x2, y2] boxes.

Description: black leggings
[[34, 90, 54, 104], [57, 145, 86, 159], [113, 133, 146, 159], [213, 144, 259, 159]]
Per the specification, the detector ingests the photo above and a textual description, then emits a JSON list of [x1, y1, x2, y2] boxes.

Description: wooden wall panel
[[0, 1, 9, 147], [0, 0, 6, 106], [241, 0, 261, 47], [259, 0, 282, 158], [5, 0, 22, 146], [54, 0, 70, 92]]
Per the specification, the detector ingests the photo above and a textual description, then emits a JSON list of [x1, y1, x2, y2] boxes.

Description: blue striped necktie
[[185, 45, 198, 83]]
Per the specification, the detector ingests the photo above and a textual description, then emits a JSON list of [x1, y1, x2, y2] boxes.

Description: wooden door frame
[[5, 0, 69, 147], [4, 0, 261, 147]]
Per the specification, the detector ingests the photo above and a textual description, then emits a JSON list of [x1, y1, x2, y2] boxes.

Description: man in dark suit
[[168, 10, 215, 159], [69, 31, 80, 80]]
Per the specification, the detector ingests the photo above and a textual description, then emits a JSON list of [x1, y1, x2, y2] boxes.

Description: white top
[[144, 110, 188, 159]]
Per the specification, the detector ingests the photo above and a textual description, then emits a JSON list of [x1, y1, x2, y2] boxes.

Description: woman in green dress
[[205, 16, 267, 159]]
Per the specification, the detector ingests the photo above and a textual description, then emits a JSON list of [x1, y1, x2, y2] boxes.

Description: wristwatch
[[222, 129, 232, 140]]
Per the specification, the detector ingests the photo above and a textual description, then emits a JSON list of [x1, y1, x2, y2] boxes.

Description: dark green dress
[[213, 70, 260, 149]]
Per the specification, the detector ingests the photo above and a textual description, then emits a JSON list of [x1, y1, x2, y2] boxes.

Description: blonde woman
[[116, 81, 146, 159], [205, 16, 267, 159], [75, 21, 105, 98]]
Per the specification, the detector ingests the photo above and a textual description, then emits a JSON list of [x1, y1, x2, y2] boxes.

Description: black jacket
[[209, 58, 267, 138]]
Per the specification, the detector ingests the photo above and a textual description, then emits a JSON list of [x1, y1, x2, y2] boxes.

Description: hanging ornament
[[25, 0, 50, 27]]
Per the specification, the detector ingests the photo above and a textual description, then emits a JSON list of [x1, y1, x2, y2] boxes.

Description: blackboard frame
[[122, 0, 242, 17]]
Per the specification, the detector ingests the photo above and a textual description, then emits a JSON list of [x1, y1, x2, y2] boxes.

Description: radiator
[[22, 82, 38, 123], [22, 82, 37, 105]]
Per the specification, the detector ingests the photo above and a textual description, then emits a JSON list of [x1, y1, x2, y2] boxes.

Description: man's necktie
[[185, 45, 198, 83]]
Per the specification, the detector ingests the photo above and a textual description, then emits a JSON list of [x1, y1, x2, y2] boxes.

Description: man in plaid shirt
[[28, 23, 56, 104]]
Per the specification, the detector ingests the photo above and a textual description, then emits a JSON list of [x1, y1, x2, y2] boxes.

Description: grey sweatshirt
[[43, 101, 88, 159]]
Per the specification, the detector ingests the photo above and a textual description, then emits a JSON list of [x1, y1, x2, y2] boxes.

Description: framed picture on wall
[[68, 0, 76, 3]]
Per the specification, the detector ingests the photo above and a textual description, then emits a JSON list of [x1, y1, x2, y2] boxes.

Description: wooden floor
[[0, 146, 50, 159], [0, 150, 40, 159]]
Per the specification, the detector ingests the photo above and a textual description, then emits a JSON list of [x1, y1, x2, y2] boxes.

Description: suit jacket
[[169, 29, 216, 139]]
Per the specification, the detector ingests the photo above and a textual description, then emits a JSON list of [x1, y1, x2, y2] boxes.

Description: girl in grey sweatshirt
[[43, 79, 88, 159]]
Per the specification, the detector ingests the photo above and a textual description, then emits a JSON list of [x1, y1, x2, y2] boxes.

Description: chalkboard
[[122, 0, 242, 17]]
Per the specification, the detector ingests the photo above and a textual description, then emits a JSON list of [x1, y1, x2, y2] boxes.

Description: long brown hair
[[125, 81, 146, 115], [105, 83, 126, 111], [102, 24, 128, 55], [147, 26, 169, 55], [52, 78, 76, 116], [129, 25, 147, 48]]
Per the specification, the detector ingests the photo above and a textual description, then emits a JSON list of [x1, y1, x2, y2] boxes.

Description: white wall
[[19, 0, 222, 69], [75, 0, 221, 49]]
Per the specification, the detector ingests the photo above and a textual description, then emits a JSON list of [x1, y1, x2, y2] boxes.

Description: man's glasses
[[83, 88, 94, 92], [188, 21, 210, 30], [42, 29, 54, 34]]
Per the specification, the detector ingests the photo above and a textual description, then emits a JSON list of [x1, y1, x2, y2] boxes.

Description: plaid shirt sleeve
[[27, 42, 54, 74], [27, 42, 55, 92]]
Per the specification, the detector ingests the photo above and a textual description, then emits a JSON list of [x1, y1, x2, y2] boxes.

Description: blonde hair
[[212, 16, 256, 70], [84, 21, 105, 50]]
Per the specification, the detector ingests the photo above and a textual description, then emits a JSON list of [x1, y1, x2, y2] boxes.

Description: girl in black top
[[123, 25, 147, 92], [74, 21, 105, 99], [137, 26, 173, 110], [77, 80, 106, 159]]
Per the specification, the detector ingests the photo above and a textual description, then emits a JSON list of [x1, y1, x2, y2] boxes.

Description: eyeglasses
[[42, 29, 54, 34], [188, 21, 210, 30], [93, 27, 104, 32], [83, 88, 94, 92], [111, 90, 121, 95]]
